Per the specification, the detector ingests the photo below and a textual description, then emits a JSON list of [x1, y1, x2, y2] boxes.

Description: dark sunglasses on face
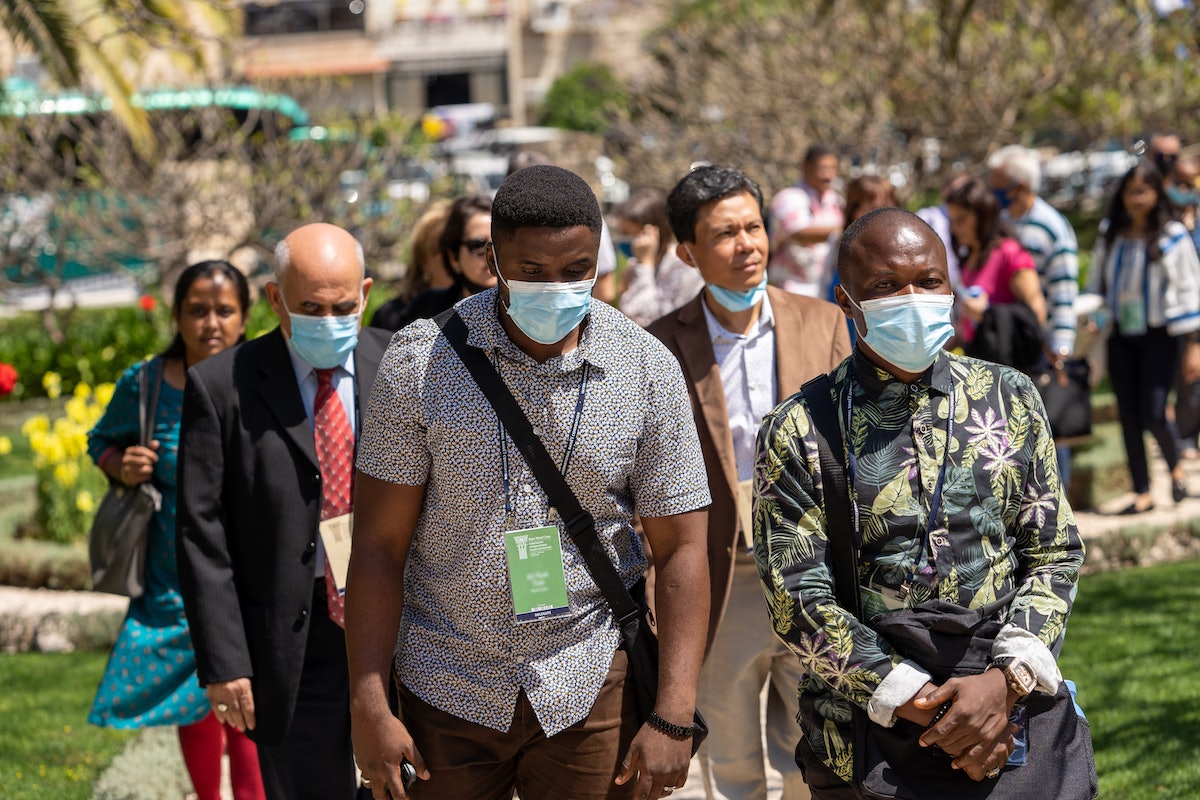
[[461, 238, 491, 256]]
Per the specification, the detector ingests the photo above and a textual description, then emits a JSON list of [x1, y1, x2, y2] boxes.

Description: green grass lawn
[[1060, 557, 1200, 798], [0, 651, 135, 800]]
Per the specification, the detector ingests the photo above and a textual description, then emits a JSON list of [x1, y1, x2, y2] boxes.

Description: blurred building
[[237, 0, 656, 120]]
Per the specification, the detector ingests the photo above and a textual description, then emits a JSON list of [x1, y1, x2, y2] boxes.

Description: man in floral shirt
[[754, 208, 1085, 797]]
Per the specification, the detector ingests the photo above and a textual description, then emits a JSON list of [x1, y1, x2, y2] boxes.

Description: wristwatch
[[990, 657, 1037, 698]]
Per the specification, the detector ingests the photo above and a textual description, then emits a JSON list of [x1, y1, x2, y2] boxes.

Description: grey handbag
[[88, 359, 163, 597]]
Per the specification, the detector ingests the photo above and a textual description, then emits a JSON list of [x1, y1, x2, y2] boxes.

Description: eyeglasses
[[461, 238, 491, 256]]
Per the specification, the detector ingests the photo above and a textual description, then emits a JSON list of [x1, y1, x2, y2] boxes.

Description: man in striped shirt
[[988, 145, 1081, 489], [988, 145, 1079, 360]]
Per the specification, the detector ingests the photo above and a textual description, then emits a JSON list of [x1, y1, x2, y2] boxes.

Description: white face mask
[[844, 291, 954, 373], [497, 271, 597, 345]]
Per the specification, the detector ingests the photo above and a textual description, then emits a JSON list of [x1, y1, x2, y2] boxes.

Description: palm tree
[[0, 0, 239, 150]]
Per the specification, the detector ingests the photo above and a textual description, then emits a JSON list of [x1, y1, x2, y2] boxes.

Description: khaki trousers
[[697, 555, 810, 800]]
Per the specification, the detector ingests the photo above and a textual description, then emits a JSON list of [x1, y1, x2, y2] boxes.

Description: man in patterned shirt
[[754, 208, 1086, 798], [346, 165, 712, 800]]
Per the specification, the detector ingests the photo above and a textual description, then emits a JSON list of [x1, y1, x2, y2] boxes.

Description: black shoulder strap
[[799, 374, 861, 618], [138, 357, 163, 448], [434, 309, 643, 630]]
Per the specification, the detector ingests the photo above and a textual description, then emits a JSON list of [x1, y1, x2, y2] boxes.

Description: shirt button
[[312, 473, 321, 485], [514, 655, 525, 664]]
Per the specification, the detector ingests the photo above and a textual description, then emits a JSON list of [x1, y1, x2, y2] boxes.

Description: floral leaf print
[[940, 465, 977, 518], [871, 470, 919, 519], [964, 362, 995, 400], [1019, 489, 1057, 529]]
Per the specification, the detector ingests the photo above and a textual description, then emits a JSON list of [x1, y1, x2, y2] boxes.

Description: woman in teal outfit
[[88, 261, 265, 800]]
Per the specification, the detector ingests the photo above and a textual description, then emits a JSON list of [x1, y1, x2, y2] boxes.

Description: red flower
[[0, 362, 16, 397], [138, 295, 157, 312]]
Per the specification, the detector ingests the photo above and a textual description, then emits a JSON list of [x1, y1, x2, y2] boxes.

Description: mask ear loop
[[838, 286, 868, 340]]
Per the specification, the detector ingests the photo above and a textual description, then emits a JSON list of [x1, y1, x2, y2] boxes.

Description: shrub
[[0, 306, 168, 402], [539, 62, 628, 134], [19, 382, 112, 543]]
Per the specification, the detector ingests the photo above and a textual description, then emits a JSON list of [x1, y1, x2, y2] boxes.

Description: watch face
[[1011, 661, 1037, 693]]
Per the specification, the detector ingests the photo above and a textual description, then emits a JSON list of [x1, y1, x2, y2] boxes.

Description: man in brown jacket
[[650, 165, 850, 800]]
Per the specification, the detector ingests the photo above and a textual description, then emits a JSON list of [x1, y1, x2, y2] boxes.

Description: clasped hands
[[896, 669, 1018, 781]]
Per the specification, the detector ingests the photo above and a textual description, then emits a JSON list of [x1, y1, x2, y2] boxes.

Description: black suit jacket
[[176, 325, 390, 745]]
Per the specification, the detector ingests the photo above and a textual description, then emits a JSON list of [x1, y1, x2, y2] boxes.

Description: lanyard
[[497, 359, 590, 525], [844, 381, 955, 592]]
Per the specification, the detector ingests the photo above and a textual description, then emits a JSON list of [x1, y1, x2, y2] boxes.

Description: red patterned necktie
[[314, 368, 353, 628]]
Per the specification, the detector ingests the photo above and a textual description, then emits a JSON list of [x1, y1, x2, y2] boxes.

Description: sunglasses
[[461, 238, 491, 256]]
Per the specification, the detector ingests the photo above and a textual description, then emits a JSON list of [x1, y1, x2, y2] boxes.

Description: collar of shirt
[[283, 332, 357, 426], [851, 347, 953, 402], [700, 288, 775, 344], [457, 287, 621, 374]]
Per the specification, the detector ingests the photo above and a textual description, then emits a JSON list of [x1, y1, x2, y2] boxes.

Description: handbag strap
[[435, 310, 644, 632], [800, 374, 861, 618], [138, 358, 164, 449]]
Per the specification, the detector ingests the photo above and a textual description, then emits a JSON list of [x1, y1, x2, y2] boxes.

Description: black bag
[[966, 303, 1043, 373], [800, 375, 1098, 800], [437, 310, 708, 755], [1028, 358, 1092, 442], [88, 359, 163, 597]]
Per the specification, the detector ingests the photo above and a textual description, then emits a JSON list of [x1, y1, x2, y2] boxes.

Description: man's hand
[[614, 725, 691, 799], [915, 669, 1014, 758], [207, 678, 255, 732], [951, 725, 1018, 781], [351, 704, 429, 800]]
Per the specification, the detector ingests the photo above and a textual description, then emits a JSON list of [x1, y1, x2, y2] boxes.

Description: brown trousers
[[400, 649, 639, 800]]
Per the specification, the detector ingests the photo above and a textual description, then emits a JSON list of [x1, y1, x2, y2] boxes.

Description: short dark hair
[[491, 165, 602, 246], [161, 260, 251, 361], [804, 144, 837, 166], [666, 165, 764, 243], [837, 207, 937, 287]]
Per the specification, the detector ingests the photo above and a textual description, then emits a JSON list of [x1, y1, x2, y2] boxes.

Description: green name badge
[[504, 525, 571, 623]]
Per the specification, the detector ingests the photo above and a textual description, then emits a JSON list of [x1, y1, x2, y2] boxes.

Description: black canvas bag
[[437, 310, 708, 755]]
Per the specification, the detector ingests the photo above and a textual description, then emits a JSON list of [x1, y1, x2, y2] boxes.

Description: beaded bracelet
[[647, 711, 695, 740], [926, 700, 953, 730]]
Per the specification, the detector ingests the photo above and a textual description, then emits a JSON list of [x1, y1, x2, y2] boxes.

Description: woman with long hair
[[946, 177, 1046, 354], [371, 194, 493, 331], [614, 187, 704, 326], [88, 261, 265, 800], [1089, 160, 1200, 514]]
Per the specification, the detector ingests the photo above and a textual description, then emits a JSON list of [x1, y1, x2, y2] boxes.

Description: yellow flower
[[21, 415, 50, 437], [73, 382, 91, 400], [76, 490, 94, 513], [0, 436, 10, 455], [42, 371, 62, 400], [54, 461, 79, 488], [94, 383, 115, 408]]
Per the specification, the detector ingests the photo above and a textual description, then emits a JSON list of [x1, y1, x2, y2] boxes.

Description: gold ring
[[985, 767, 1001, 779], [361, 778, 372, 787], [216, 703, 229, 713]]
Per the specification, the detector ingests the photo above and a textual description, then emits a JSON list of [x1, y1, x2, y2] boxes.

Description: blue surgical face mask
[[844, 290, 954, 374], [498, 271, 597, 345], [993, 186, 1015, 211], [707, 274, 768, 312], [282, 290, 362, 369], [685, 245, 767, 313], [1167, 186, 1200, 209]]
